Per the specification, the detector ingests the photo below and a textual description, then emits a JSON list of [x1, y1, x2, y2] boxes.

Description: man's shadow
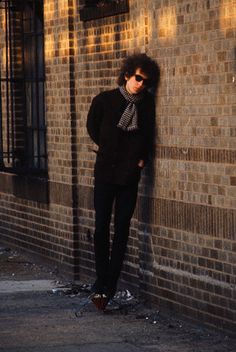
[[137, 82, 160, 294]]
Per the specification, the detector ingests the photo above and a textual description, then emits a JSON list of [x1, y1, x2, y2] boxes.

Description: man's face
[[125, 68, 149, 95]]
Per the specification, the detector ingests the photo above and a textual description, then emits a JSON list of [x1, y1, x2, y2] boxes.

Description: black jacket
[[87, 88, 156, 185]]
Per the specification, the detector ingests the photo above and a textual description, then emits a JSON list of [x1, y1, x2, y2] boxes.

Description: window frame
[[0, 0, 47, 177], [79, 0, 129, 22]]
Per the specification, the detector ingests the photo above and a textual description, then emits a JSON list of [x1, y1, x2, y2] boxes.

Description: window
[[0, 0, 47, 175], [80, 0, 129, 21]]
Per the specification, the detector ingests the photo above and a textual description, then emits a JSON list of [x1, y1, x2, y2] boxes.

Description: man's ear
[[124, 72, 130, 81]]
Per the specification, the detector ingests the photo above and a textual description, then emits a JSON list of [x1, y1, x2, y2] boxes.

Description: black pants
[[93, 180, 138, 296]]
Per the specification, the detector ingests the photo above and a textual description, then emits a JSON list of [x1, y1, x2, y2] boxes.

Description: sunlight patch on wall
[[0, 9, 5, 69], [58, 0, 68, 13], [45, 33, 55, 60], [44, 0, 55, 21], [58, 30, 70, 56], [157, 6, 177, 41], [220, 0, 236, 30]]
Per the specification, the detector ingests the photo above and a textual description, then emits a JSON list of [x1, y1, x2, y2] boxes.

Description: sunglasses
[[135, 74, 149, 85]]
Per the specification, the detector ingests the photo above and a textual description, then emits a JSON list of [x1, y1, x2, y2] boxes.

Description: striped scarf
[[117, 86, 143, 131]]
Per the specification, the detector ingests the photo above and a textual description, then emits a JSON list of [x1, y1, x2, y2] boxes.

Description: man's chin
[[132, 89, 142, 94]]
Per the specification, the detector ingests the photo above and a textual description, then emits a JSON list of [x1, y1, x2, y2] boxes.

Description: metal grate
[[0, 0, 47, 175], [80, 0, 129, 21]]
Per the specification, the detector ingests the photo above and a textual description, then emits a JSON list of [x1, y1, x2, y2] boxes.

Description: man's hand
[[138, 159, 144, 168]]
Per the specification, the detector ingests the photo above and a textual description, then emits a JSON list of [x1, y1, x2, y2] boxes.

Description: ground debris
[[136, 310, 160, 324], [52, 283, 92, 296], [0, 245, 59, 280], [1, 248, 236, 352], [0, 246, 11, 254]]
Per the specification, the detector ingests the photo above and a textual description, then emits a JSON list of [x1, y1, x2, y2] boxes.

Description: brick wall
[[139, 0, 236, 332], [75, 0, 236, 332], [0, 0, 79, 278], [0, 0, 235, 333]]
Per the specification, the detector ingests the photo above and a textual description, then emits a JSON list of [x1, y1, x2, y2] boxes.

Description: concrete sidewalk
[[0, 245, 235, 352]]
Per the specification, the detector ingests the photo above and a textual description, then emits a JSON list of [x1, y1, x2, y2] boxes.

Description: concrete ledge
[[0, 280, 56, 293], [0, 172, 49, 203]]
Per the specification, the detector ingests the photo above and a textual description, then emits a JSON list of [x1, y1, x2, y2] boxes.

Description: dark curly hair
[[117, 53, 160, 90]]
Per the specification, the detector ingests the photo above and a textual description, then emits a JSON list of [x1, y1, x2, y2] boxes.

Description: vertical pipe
[[0, 3, 3, 165], [5, 0, 10, 163], [8, 0, 15, 166], [34, 0, 40, 169], [21, 0, 28, 170], [41, 0, 47, 171], [0, 60, 3, 166], [30, 2, 34, 169]]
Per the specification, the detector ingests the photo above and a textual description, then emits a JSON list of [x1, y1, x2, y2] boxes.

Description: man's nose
[[137, 80, 144, 86]]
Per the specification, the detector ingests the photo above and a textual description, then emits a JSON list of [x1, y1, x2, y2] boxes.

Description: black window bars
[[80, 0, 129, 21], [0, 0, 47, 175]]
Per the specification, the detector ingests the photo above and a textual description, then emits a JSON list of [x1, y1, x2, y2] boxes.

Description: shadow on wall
[[136, 0, 236, 308], [234, 47, 236, 73], [137, 81, 160, 291]]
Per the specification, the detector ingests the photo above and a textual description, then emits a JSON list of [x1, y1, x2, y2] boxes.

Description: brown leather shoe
[[91, 293, 108, 311]]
